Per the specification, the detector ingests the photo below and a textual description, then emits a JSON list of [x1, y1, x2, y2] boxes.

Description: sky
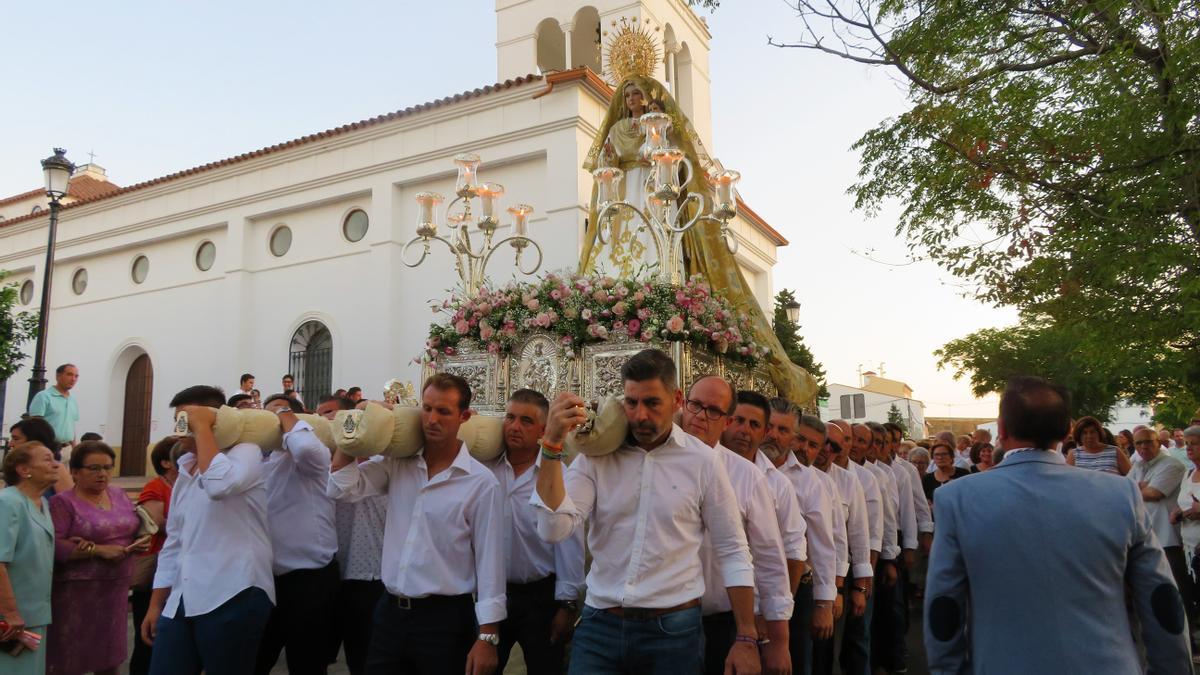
[[0, 0, 1014, 418]]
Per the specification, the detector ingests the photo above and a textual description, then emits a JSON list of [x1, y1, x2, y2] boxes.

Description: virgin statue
[[579, 74, 818, 405]]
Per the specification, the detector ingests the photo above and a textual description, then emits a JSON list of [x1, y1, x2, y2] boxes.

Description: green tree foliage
[[0, 271, 39, 381], [887, 403, 909, 435], [771, 0, 1200, 410], [773, 289, 829, 399], [1153, 391, 1200, 429]]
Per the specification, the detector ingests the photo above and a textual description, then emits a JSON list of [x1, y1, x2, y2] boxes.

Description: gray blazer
[[924, 449, 1191, 674]]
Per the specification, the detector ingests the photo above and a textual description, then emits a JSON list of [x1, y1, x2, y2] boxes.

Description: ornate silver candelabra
[[403, 153, 543, 296]]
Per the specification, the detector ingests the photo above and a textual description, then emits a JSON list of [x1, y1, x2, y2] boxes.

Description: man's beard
[[760, 442, 782, 460]]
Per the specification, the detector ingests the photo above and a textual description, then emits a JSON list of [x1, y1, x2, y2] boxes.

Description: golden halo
[[603, 17, 661, 84]]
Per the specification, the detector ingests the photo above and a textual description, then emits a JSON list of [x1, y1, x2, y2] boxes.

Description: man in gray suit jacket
[[924, 376, 1191, 674]]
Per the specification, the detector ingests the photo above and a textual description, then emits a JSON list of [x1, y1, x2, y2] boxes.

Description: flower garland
[[423, 271, 769, 366]]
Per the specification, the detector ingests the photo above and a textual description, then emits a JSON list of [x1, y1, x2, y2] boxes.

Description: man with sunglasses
[[679, 376, 794, 675]]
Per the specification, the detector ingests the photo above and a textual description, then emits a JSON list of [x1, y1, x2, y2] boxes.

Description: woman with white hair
[[1170, 426, 1200, 569]]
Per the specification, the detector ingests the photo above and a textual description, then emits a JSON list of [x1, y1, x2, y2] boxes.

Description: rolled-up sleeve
[[745, 474, 792, 621], [198, 444, 264, 500], [845, 475, 874, 579], [703, 454, 754, 589], [327, 456, 391, 501], [284, 421, 331, 478], [471, 478, 507, 625], [799, 479, 838, 602], [532, 457, 592, 545], [152, 481, 186, 590], [553, 527, 586, 601]]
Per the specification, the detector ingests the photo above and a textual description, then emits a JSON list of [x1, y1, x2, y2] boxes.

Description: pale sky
[[0, 0, 1013, 418]]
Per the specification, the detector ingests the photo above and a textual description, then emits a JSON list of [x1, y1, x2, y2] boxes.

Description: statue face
[[623, 84, 646, 116]]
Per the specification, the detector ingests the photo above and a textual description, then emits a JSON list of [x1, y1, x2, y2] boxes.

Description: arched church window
[[288, 320, 333, 408]]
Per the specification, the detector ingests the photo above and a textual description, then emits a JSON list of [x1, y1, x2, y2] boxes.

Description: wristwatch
[[558, 600, 579, 613], [478, 632, 500, 646]]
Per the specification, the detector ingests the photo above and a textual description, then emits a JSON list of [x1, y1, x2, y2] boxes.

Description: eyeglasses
[[82, 464, 114, 474], [684, 399, 728, 421]]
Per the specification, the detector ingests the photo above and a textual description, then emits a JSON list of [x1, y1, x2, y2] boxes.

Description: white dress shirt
[[1130, 453, 1186, 548], [895, 457, 933, 534], [772, 452, 838, 601], [487, 453, 585, 602], [327, 443, 506, 625], [829, 463, 873, 579], [154, 444, 275, 617], [335, 495, 387, 581], [756, 453, 808, 564], [701, 445, 793, 621], [812, 465, 848, 582], [886, 459, 919, 551], [533, 424, 754, 609], [263, 420, 337, 575], [865, 460, 899, 561], [849, 461, 883, 555]]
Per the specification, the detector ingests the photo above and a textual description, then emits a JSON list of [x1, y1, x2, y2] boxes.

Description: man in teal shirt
[[29, 363, 80, 446]]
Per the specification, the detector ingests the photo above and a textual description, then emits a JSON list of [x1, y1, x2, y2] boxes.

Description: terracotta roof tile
[[0, 187, 42, 208], [65, 174, 122, 201]]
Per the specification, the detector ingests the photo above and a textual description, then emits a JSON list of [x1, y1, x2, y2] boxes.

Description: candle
[[414, 191, 443, 237], [508, 204, 532, 236]]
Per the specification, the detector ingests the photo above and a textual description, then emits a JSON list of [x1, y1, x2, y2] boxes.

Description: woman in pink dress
[[47, 441, 149, 675]]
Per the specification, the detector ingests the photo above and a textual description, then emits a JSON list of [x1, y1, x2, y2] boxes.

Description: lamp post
[[26, 148, 74, 410], [784, 298, 801, 324]]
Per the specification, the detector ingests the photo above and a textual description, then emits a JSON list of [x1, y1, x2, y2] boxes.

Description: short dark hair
[[241, 373, 255, 384], [317, 394, 355, 410], [688, 375, 736, 415], [170, 385, 226, 408], [882, 422, 903, 437], [508, 388, 550, 416], [969, 442, 994, 465], [999, 376, 1071, 450], [263, 394, 304, 412], [11, 417, 58, 452], [334, 389, 347, 397], [282, 373, 295, 381], [1070, 416, 1104, 445], [422, 373, 472, 411], [866, 421, 886, 436], [150, 436, 182, 476], [347, 387, 362, 397], [736, 390, 771, 425], [768, 397, 799, 421], [79, 432, 102, 442], [55, 363, 76, 375], [621, 349, 677, 391], [798, 414, 826, 436], [70, 440, 116, 470], [227, 393, 253, 407]]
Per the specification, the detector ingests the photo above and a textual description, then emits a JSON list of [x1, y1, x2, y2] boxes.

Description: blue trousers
[[569, 604, 703, 674], [149, 587, 273, 675]]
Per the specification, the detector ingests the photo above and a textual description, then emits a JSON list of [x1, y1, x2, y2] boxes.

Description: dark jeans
[[702, 611, 734, 675], [255, 560, 340, 675], [149, 586, 273, 675], [789, 578, 814, 675], [498, 576, 566, 675], [870, 561, 898, 672], [130, 587, 153, 675], [839, 581, 873, 675], [570, 604, 703, 674], [1165, 546, 1198, 621], [891, 556, 911, 671], [331, 579, 386, 675], [365, 593, 477, 675]]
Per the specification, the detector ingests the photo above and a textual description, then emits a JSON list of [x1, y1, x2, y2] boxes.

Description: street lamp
[[784, 298, 801, 324], [26, 148, 74, 410]]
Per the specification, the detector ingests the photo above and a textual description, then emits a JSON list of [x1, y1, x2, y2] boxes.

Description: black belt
[[799, 572, 813, 586], [390, 593, 473, 610], [507, 574, 556, 594]]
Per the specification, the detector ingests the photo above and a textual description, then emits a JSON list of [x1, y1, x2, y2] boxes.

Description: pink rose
[[666, 315, 685, 333], [633, 291, 646, 304], [444, 347, 457, 356], [454, 319, 470, 334], [525, 298, 540, 311], [550, 289, 563, 300], [593, 289, 610, 303], [627, 319, 641, 335], [612, 301, 628, 316], [535, 313, 552, 328], [581, 308, 593, 321], [480, 324, 495, 340], [637, 308, 652, 321], [615, 284, 630, 298]]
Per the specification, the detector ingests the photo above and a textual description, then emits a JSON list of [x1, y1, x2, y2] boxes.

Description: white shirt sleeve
[[703, 454, 755, 590], [282, 420, 331, 478], [471, 476, 507, 625], [151, 475, 186, 590], [857, 466, 884, 554], [844, 472, 874, 580], [327, 456, 392, 501], [197, 444, 263, 500], [798, 475, 838, 601], [553, 525, 586, 601], [532, 456, 594, 545], [892, 462, 919, 550]]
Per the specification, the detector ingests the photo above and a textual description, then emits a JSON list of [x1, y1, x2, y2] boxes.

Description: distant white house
[[820, 372, 927, 437]]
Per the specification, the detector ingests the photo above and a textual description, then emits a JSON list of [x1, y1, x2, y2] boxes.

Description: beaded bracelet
[[734, 635, 758, 646], [541, 447, 564, 461]]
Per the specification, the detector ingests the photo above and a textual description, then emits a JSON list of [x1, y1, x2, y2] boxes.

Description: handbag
[[134, 504, 159, 539]]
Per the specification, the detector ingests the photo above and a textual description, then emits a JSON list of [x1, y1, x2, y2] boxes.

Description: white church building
[[0, 0, 788, 476]]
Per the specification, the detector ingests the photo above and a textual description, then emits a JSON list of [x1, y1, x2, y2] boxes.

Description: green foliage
[[0, 271, 39, 381], [687, 0, 721, 10], [1153, 391, 1200, 429], [772, 289, 829, 399], [780, 1, 1200, 411], [886, 403, 908, 435]]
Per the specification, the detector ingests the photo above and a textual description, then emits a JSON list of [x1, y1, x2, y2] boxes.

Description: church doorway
[[288, 320, 333, 409], [119, 353, 153, 476]]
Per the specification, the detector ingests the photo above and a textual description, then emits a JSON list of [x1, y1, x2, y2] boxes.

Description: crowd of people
[[2, 352, 1199, 674]]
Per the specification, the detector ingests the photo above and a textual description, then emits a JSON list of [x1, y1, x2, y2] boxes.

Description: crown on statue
[[603, 16, 661, 84]]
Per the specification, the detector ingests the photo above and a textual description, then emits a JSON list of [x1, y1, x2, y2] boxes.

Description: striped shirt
[[1073, 446, 1122, 474]]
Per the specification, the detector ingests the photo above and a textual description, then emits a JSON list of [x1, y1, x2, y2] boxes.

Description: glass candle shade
[[593, 167, 624, 206], [650, 148, 685, 200], [414, 191, 444, 238], [477, 182, 505, 228], [709, 170, 741, 220], [508, 204, 533, 237], [454, 153, 481, 198], [639, 112, 672, 156]]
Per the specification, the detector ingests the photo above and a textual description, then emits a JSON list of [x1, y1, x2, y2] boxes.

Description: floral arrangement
[[423, 271, 769, 366]]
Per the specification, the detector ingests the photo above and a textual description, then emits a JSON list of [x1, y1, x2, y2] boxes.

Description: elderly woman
[[46, 441, 148, 675], [968, 443, 995, 473], [1066, 416, 1131, 475], [922, 441, 969, 506], [0, 442, 59, 675], [1172, 427, 1200, 568], [129, 437, 185, 675], [909, 447, 931, 477], [9, 419, 72, 495]]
